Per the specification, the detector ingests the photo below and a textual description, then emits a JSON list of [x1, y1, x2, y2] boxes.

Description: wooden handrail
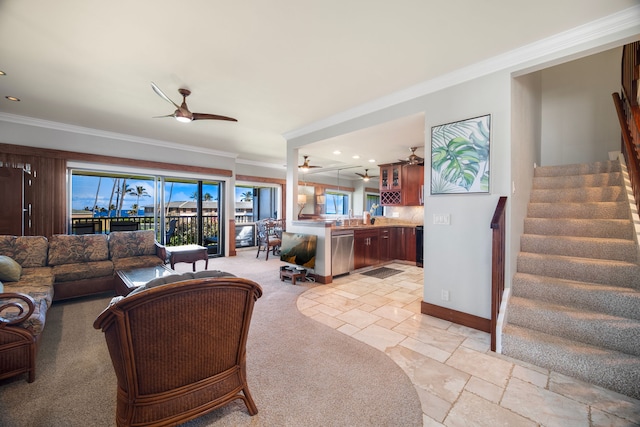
[[490, 196, 507, 352], [613, 42, 640, 216]]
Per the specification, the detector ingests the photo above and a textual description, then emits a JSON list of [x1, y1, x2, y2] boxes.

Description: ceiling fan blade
[[355, 173, 365, 178], [151, 82, 180, 109], [152, 113, 176, 119], [192, 113, 238, 122]]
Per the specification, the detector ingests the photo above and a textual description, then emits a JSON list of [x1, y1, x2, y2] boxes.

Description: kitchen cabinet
[[354, 228, 379, 269], [390, 226, 417, 262], [379, 163, 424, 206], [379, 164, 402, 191]]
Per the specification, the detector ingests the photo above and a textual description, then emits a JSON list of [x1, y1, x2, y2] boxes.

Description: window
[[366, 194, 383, 215], [325, 191, 350, 215], [69, 169, 224, 256]]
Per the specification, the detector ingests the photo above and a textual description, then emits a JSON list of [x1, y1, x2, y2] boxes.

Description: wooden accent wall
[[0, 150, 66, 237], [0, 142, 234, 238]]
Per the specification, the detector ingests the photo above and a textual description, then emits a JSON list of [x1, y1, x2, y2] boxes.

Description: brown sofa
[[0, 230, 167, 383]]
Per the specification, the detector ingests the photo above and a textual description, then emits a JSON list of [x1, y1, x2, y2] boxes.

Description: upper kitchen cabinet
[[379, 163, 424, 206]]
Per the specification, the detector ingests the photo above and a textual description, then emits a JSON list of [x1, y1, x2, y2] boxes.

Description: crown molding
[[0, 112, 238, 159], [284, 5, 640, 141]]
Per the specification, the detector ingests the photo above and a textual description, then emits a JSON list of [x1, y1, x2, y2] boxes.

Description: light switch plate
[[433, 214, 450, 225]]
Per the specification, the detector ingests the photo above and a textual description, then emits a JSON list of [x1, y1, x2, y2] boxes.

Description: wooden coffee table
[[116, 264, 176, 296], [167, 244, 209, 271]]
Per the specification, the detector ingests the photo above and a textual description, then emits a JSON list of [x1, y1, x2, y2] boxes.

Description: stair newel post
[[490, 196, 508, 352]]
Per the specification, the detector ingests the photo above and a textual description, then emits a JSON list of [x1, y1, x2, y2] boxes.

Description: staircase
[[502, 159, 640, 399]]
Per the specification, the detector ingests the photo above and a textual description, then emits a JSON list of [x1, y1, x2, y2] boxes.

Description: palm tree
[[108, 178, 119, 217], [240, 190, 253, 202], [128, 185, 150, 216], [117, 180, 130, 215], [203, 192, 213, 201], [92, 177, 101, 216]]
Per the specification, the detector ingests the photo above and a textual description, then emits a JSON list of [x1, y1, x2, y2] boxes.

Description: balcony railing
[[71, 215, 258, 249]]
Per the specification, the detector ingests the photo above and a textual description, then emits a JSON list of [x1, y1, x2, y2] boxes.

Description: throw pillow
[[0, 256, 22, 282]]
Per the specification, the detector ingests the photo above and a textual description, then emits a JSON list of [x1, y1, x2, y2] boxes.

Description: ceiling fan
[[298, 155, 321, 172], [151, 82, 237, 123], [355, 169, 378, 182], [399, 146, 424, 165]]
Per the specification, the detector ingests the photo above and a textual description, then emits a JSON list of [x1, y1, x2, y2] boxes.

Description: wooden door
[[0, 167, 24, 235]]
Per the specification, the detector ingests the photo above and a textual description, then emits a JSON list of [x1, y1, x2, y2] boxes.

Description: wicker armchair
[[94, 276, 263, 426]]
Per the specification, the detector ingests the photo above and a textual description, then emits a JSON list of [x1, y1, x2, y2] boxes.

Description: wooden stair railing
[[490, 196, 507, 352], [613, 41, 640, 215]]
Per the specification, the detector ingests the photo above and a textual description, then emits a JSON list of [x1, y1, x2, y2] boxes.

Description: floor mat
[[360, 267, 403, 279]]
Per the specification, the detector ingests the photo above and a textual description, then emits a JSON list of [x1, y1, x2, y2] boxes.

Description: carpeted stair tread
[[527, 201, 631, 219], [520, 234, 637, 262], [523, 217, 634, 239], [506, 296, 640, 356], [517, 252, 640, 288], [512, 272, 640, 320], [530, 186, 626, 203], [533, 172, 623, 189], [502, 324, 640, 399], [504, 159, 640, 400], [533, 161, 621, 177]]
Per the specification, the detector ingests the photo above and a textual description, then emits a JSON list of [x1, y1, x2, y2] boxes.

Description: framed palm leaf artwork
[[431, 114, 491, 194]]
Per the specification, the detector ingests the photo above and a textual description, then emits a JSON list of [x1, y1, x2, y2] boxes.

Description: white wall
[[540, 47, 622, 166], [422, 71, 512, 319], [510, 72, 542, 288]]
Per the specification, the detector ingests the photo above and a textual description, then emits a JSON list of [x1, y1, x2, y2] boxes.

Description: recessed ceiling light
[[0, 70, 6, 76], [368, 159, 376, 163], [5, 96, 20, 102], [352, 155, 360, 159], [333, 150, 341, 155]]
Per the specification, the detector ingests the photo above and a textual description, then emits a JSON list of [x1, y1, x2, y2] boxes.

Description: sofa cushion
[[0, 255, 22, 282], [112, 255, 163, 271], [0, 235, 49, 268], [48, 234, 109, 266], [109, 230, 157, 259], [52, 260, 114, 282]]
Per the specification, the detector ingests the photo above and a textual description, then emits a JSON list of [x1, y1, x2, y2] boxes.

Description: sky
[[71, 174, 252, 212]]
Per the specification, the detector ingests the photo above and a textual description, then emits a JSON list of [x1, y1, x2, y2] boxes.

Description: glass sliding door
[[70, 168, 225, 257]]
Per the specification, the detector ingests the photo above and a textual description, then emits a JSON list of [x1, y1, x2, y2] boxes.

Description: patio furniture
[[72, 221, 100, 235], [94, 276, 263, 426], [165, 219, 177, 243], [110, 221, 139, 232]]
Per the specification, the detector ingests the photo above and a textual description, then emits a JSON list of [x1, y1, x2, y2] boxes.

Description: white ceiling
[[0, 1, 637, 177]]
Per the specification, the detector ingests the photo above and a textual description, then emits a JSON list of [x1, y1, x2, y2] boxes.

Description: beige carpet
[[0, 250, 422, 426]]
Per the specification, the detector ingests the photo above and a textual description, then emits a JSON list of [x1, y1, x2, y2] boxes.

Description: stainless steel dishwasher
[[331, 230, 354, 276]]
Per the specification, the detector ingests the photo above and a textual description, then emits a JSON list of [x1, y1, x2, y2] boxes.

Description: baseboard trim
[[421, 301, 491, 333]]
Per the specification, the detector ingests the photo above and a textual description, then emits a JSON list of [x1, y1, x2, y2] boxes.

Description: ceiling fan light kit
[[151, 82, 237, 123], [298, 155, 321, 172], [399, 146, 424, 166], [355, 168, 378, 182]]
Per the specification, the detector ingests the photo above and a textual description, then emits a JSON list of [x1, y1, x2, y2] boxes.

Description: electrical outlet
[[441, 290, 450, 301]]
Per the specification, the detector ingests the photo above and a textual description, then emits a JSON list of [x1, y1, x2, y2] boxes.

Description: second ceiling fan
[[355, 169, 378, 182], [151, 82, 237, 123]]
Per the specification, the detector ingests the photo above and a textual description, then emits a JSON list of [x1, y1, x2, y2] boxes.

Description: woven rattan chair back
[[94, 277, 263, 426]]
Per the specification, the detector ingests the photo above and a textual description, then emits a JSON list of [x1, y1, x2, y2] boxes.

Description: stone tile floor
[[297, 262, 640, 427]]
